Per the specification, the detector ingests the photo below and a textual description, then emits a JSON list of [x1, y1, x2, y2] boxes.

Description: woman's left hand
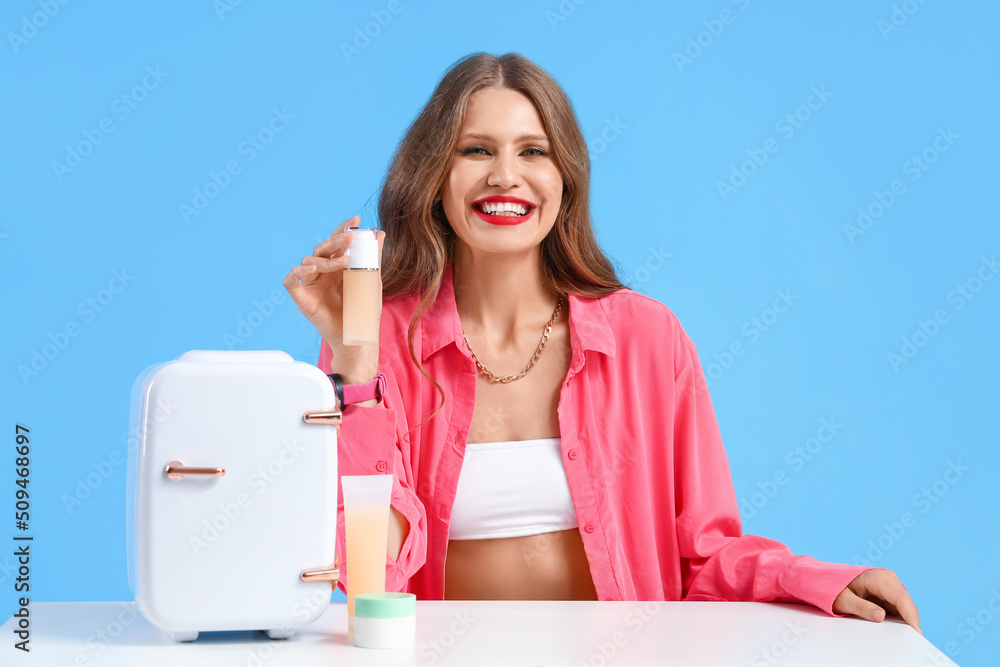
[[833, 568, 921, 634]]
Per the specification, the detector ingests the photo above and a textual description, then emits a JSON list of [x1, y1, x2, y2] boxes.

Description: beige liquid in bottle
[[342, 227, 381, 346], [343, 268, 380, 345], [341, 474, 393, 638]]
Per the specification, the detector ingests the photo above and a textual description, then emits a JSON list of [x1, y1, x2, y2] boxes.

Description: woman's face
[[440, 86, 563, 258]]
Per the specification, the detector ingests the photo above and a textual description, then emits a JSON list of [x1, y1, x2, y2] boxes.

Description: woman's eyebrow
[[460, 132, 549, 143]]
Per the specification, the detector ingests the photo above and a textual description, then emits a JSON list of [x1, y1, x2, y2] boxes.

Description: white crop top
[[448, 437, 579, 541]]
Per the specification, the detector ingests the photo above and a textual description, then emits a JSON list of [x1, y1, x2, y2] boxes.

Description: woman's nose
[[486, 150, 521, 189]]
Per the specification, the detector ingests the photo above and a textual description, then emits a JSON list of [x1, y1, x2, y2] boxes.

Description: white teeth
[[479, 201, 528, 216]]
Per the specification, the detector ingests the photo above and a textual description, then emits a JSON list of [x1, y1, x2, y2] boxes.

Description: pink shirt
[[319, 263, 873, 614]]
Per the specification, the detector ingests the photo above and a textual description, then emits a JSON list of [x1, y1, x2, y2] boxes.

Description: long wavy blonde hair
[[378, 52, 625, 427]]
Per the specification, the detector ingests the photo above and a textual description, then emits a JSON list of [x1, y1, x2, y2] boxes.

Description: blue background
[[2, 1, 997, 664]]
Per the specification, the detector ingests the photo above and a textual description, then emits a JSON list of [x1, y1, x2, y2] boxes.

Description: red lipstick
[[471, 195, 536, 226]]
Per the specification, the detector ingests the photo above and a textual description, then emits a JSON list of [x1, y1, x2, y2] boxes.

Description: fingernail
[[872, 609, 884, 622]]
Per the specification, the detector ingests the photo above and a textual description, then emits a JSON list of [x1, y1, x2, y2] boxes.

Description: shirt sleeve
[[317, 339, 428, 596], [671, 328, 875, 616]]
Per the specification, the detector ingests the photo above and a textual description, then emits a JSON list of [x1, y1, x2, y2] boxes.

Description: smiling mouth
[[474, 201, 532, 216], [471, 198, 536, 225]]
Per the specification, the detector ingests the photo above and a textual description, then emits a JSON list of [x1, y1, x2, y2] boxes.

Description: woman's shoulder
[[587, 287, 687, 333], [582, 288, 698, 362]]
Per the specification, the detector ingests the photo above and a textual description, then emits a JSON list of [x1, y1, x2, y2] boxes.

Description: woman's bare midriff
[[443, 313, 598, 600], [445, 528, 598, 600]]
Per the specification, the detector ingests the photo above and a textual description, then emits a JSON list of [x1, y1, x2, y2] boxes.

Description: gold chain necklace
[[462, 294, 565, 383]]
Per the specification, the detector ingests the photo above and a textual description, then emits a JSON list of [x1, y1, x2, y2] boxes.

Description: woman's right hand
[[283, 216, 386, 384]]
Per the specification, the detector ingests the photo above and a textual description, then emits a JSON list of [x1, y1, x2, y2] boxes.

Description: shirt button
[[584, 523, 595, 533], [375, 460, 387, 473], [567, 449, 578, 461]]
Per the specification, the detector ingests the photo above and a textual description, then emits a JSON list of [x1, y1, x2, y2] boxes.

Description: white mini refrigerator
[[127, 350, 342, 641]]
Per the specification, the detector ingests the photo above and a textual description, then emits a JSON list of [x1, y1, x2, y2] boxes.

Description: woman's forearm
[[388, 506, 409, 562]]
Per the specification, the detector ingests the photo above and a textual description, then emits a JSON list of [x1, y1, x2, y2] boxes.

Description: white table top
[[2, 599, 955, 666]]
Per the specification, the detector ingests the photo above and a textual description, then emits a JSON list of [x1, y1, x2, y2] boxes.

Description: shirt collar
[[421, 262, 616, 362]]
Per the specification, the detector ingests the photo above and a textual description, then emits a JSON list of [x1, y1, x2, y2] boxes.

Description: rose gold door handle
[[300, 409, 340, 586], [301, 554, 340, 584], [303, 410, 342, 435], [164, 460, 226, 481]]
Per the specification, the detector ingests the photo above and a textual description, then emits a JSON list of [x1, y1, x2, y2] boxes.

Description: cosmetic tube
[[341, 474, 393, 637], [342, 227, 380, 345]]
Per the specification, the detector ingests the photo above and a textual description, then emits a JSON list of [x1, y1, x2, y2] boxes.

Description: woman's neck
[[451, 245, 560, 342]]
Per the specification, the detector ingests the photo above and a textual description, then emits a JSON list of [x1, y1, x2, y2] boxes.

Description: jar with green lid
[[352, 592, 416, 649]]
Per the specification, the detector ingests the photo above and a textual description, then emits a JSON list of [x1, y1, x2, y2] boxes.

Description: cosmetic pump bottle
[[342, 227, 381, 346]]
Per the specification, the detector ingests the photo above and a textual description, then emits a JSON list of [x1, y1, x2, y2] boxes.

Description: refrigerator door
[[128, 350, 338, 640]]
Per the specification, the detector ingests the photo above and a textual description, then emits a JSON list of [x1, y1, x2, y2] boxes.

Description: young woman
[[284, 52, 920, 631]]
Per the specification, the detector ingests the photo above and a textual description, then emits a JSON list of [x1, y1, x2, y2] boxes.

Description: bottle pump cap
[[345, 227, 379, 270]]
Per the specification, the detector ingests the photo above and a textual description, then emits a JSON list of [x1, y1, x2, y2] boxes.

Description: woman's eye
[[460, 146, 548, 157]]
